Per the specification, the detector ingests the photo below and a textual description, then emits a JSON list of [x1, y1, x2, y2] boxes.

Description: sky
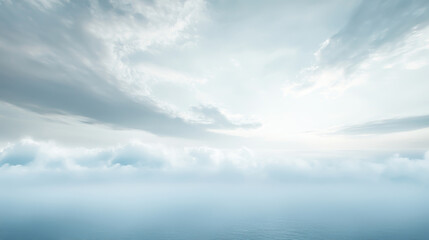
[[1, 0, 429, 183], [2, 1, 429, 239]]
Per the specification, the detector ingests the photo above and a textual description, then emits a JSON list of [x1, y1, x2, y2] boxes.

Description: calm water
[[1, 183, 428, 239]]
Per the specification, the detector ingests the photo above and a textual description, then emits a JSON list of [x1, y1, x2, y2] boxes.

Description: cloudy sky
[[1, 0, 429, 183]]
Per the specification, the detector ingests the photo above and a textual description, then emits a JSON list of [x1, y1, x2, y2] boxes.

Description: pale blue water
[[0, 183, 428, 239]]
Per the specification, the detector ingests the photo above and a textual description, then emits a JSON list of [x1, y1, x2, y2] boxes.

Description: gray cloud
[[319, 0, 429, 70], [0, 67, 207, 138], [337, 114, 429, 135], [0, 1, 258, 139], [288, 0, 429, 93]]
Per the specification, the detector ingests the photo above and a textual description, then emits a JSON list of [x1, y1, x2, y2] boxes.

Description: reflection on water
[[0, 183, 428, 239]]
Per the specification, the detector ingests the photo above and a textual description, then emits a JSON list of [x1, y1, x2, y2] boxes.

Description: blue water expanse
[[0, 183, 428, 240]]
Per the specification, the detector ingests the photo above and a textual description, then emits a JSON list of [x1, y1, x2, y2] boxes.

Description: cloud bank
[[1, 139, 428, 184]]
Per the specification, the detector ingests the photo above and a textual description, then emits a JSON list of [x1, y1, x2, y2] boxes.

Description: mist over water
[[1, 140, 429, 239], [1, 182, 428, 240]]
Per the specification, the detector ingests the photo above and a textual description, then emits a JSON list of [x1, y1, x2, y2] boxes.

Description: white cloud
[[283, 65, 367, 97], [25, 0, 66, 11], [88, 0, 206, 53], [190, 105, 261, 130], [87, 0, 207, 99], [1, 139, 429, 184]]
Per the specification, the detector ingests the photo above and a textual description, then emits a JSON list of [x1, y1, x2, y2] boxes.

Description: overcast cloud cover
[[1, 0, 429, 238]]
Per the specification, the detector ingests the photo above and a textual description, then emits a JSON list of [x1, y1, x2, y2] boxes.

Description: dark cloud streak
[[337, 115, 429, 135]]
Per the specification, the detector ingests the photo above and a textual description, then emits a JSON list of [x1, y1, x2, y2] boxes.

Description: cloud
[[24, 0, 66, 11], [191, 105, 261, 130], [337, 114, 429, 135], [285, 0, 429, 95], [0, 139, 254, 170], [1, 139, 429, 183], [0, 65, 209, 137], [0, 0, 258, 138], [86, 0, 207, 96], [0, 141, 38, 166]]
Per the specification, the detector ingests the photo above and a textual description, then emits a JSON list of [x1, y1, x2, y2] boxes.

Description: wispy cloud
[[191, 105, 261, 130], [337, 114, 429, 135], [0, 0, 259, 138], [285, 0, 429, 95]]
